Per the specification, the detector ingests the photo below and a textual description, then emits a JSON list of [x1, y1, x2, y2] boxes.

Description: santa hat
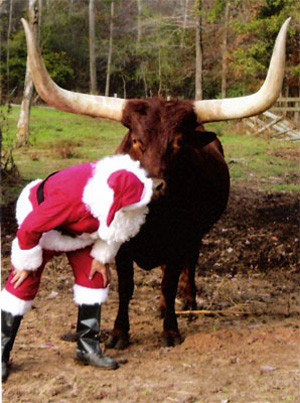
[[106, 169, 145, 226], [83, 154, 153, 246]]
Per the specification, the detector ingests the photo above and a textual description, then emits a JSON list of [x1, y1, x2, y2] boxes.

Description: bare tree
[[5, 0, 14, 100], [89, 0, 97, 94], [16, 0, 39, 147], [69, 0, 75, 13], [181, 0, 189, 46], [105, 1, 114, 97], [136, 0, 148, 96], [221, 0, 230, 98], [195, 0, 203, 100], [38, 0, 42, 26], [137, 0, 142, 46]]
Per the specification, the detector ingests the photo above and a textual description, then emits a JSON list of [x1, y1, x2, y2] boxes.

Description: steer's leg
[[106, 248, 134, 350], [158, 264, 167, 318], [159, 250, 198, 317], [161, 262, 183, 347], [178, 250, 199, 310]]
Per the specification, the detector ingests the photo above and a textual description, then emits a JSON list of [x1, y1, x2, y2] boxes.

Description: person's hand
[[89, 260, 111, 287], [11, 269, 31, 289]]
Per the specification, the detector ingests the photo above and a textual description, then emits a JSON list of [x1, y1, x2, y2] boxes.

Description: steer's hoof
[[161, 331, 183, 347], [105, 332, 130, 350], [182, 300, 197, 311]]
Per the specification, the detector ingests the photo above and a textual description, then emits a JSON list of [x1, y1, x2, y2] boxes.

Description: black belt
[[37, 171, 59, 204], [37, 171, 75, 237]]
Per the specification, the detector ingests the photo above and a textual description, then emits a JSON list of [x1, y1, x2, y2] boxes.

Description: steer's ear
[[191, 131, 217, 148], [121, 100, 150, 129], [121, 117, 131, 129]]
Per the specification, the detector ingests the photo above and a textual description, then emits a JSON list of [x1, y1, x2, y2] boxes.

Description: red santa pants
[[5, 246, 106, 302]]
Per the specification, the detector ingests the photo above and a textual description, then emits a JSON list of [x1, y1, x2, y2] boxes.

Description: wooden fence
[[271, 97, 300, 122], [245, 97, 300, 141]]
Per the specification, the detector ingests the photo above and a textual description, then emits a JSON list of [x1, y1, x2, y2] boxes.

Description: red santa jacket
[[12, 155, 153, 271]]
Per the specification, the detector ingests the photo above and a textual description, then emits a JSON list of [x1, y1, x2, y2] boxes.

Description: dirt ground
[[1, 185, 299, 403]]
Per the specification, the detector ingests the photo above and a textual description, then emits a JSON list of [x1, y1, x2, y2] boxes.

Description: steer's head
[[116, 98, 198, 180]]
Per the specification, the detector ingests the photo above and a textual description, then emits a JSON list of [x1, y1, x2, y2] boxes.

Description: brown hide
[[108, 97, 230, 349]]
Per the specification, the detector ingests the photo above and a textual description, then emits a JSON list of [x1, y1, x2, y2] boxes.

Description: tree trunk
[[69, 0, 75, 13], [141, 63, 148, 98], [158, 47, 162, 95], [195, 0, 203, 101], [89, 0, 97, 94], [38, 0, 42, 27], [105, 1, 114, 97], [137, 0, 142, 46], [181, 0, 189, 47], [5, 0, 14, 102], [16, 0, 39, 148], [121, 74, 127, 99], [221, 0, 230, 98]]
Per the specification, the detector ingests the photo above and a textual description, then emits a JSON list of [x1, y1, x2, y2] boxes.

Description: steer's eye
[[131, 136, 145, 154], [172, 135, 184, 151]]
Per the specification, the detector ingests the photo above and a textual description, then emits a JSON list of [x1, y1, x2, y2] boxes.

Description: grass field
[[1, 105, 299, 203]]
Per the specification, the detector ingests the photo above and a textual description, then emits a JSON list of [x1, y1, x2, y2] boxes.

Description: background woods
[[1, 0, 299, 104]]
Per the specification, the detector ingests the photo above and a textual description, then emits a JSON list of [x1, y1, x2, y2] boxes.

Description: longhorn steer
[[22, 18, 290, 347], [111, 104, 229, 347]]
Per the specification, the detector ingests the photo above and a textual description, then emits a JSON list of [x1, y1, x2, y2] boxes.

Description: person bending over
[[1, 154, 153, 381]]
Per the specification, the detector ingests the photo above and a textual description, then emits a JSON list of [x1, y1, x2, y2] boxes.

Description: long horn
[[194, 18, 291, 123], [21, 18, 125, 122]]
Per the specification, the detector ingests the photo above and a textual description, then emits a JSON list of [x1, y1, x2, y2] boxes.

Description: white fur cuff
[[73, 284, 109, 305], [1, 288, 33, 316], [90, 239, 121, 264], [11, 238, 43, 271]]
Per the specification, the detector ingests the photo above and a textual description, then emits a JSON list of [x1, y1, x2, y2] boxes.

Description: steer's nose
[[152, 178, 166, 200]]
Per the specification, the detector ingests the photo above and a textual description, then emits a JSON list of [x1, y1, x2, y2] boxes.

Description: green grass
[[2, 106, 126, 181], [207, 121, 300, 192], [1, 106, 299, 203]]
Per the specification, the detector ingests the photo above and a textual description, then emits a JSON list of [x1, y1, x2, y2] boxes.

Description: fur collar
[[83, 154, 153, 244]]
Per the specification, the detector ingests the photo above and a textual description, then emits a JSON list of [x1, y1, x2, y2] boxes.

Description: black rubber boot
[[2, 310, 23, 382], [76, 304, 118, 370]]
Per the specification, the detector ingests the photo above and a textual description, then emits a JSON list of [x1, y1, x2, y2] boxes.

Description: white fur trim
[[16, 179, 42, 226], [39, 230, 95, 252], [73, 284, 109, 305], [1, 289, 33, 316], [90, 239, 122, 264], [11, 238, 43, 271], [83, 154, 153, 244], [98, 206, 149, 243]]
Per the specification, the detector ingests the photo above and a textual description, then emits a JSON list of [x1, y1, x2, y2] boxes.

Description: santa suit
[[1, 154, 153, 316]]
